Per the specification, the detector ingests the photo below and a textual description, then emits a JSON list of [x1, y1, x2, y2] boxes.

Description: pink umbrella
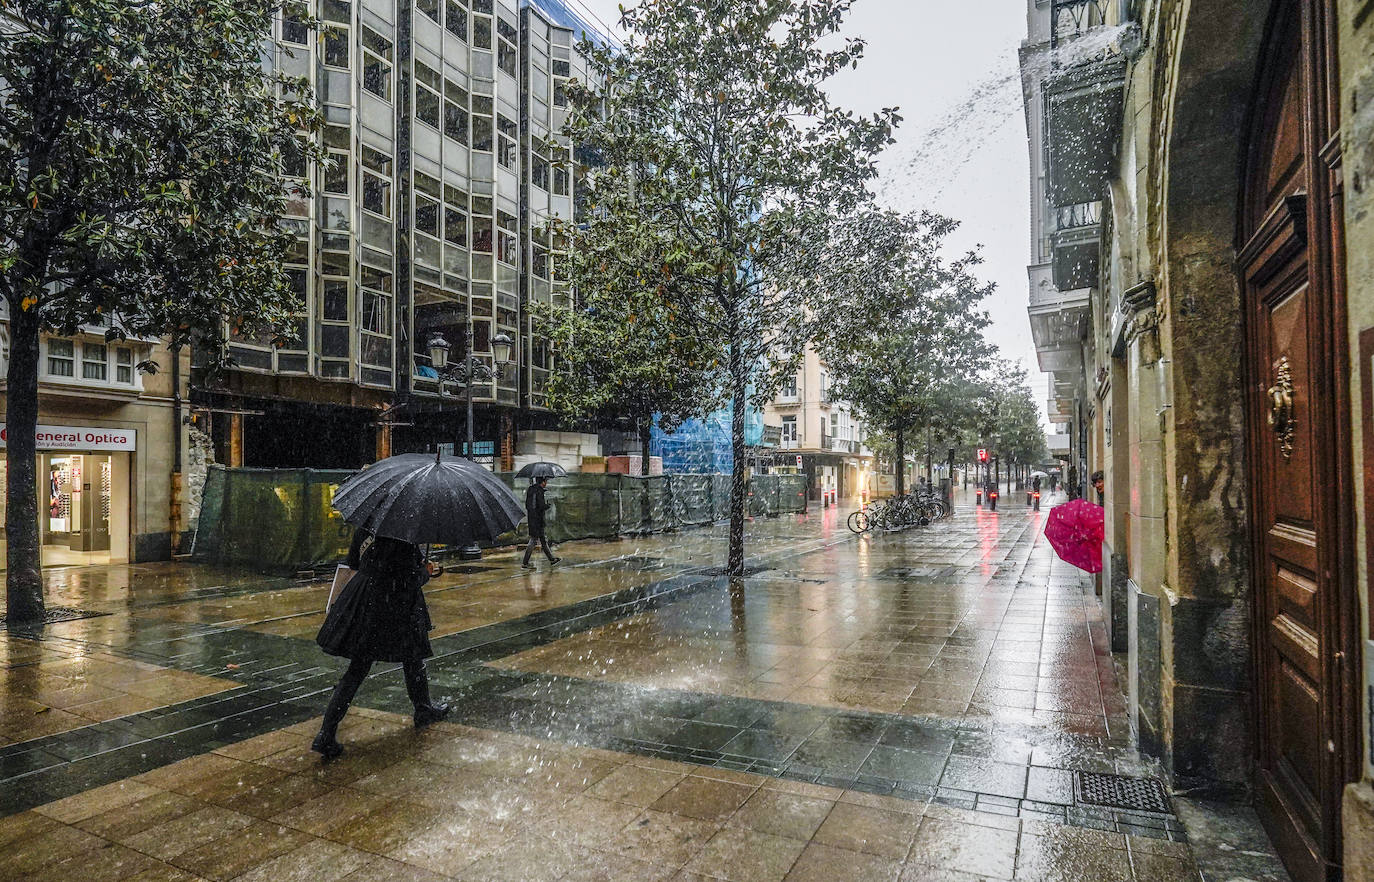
[[1043, 498, 1105, 573]]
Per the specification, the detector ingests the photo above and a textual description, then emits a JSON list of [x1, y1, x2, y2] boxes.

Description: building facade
[[192, 0, 604, 471], [762, 347, 873, 503], [0, 310, 190, 566], [1022, 0, 1374, 878]]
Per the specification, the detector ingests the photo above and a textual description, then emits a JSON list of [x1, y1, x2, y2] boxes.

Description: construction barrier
[[190, 466, 806, 572]]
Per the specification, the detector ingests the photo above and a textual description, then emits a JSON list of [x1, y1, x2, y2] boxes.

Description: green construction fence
[[190, 465, 807, 572]]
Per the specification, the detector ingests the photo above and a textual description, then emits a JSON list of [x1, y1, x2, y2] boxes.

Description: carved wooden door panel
[[1239, 3, 1353, 880]]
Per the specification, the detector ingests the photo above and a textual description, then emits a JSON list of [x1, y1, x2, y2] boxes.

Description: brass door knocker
[[1267, 355, 1295, 460]]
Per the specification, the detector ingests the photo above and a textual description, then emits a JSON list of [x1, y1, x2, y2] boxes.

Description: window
[[781, 416, 797, 446], [471, 96, 493, 150], [472, 15, 491, 49], [82, 342, 107, 381], [46, 339, 74, 377], [552, 59, 570, 77], [281, 12, 308, 44], [414, 62, 441, 128], [496, 114, 516, 168], [445, 0, 467, 39], [322, 0, 351, 22], [414, 170, 441, 199], [362, 172, 390, 217], [323, 27, 350, 68], [496, 210, 517, 265], [553, 164, 569, 196], [321, 279, 349, 321], [115, 347, 134, 384], [444, 206, 467, 246], [416, 0, 439, 24], [444, 80, 468, 144], [415, 85, 440, 128], [322, 151, 349, 194], [415, 194, 439, 237], [362, 33, 392, 100], [361, 146, 392, 175], [497, 38, 516, 78], [471, 214, 492, 252], [780, 374, 797, 398]]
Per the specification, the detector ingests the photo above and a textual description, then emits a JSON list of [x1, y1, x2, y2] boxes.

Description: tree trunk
[[6, 302, 45, 622], [894, 425, 905, 497], [639, 415, 652, 477], [727, 343, 747, 583]]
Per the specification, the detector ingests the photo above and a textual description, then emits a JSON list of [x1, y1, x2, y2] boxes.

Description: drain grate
[[1, 606, 111, 628], [1074, 771, 1172, 813]]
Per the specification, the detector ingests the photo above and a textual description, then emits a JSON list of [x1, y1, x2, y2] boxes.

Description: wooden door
[[1239, 3, 1355, 881]]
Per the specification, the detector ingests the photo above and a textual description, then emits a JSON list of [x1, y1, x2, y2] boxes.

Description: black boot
[[404, 661, 450, 728], [313, 660, 369, 760]]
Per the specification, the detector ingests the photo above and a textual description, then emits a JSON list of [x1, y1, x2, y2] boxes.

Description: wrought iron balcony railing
[[1051, 0, 1120, 47], [1054, 201, 1103, 231]]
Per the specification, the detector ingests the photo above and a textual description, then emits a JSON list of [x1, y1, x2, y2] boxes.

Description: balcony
[[1051, 201, 1102, 291], [1027, 262, 1089, 357], [1044, 0, 1127, 208]]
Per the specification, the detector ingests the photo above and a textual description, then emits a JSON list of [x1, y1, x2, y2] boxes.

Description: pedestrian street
[[0, 497, 1289, 881]]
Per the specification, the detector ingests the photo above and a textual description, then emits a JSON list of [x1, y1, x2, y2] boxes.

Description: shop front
[[0, 424, 135, 567]]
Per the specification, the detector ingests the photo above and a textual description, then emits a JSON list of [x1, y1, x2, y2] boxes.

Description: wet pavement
[[0, 493, 1290, 880]]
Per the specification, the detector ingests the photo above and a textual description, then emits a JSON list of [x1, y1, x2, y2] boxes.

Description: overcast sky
[[568, 0, 1045, 423]]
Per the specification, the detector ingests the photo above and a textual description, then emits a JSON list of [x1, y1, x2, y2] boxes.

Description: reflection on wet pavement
[[0, 496, 1290, 880]]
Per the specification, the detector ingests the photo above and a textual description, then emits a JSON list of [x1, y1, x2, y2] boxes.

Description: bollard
[[989, 491, 998, 511], [1026, 491, 1032, 506], [975, 489, 982, 506]]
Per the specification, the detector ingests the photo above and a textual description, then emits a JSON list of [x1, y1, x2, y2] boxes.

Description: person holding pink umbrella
[[1043, 497, 1105, 572]]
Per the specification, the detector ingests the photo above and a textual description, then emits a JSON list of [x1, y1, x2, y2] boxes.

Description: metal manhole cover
[[1074, 771, 1172, 813], [0, 606, 111, 628]]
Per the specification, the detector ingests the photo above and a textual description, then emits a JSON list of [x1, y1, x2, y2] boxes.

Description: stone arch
[[1150, 0, 1271, 790]]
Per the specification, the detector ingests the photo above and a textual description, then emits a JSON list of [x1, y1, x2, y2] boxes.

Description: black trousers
[[523, 534, 556, 564], [318, 657, 430, 740]]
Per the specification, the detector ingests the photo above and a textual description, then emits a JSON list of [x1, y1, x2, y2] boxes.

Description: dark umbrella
[[515, 461, 568, 480], [333, 453, 525, 545]]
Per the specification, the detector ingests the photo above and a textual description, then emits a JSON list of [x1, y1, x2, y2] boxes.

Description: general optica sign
[[0, 424, 137, 451]]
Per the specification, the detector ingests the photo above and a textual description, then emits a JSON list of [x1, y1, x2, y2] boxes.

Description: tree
[[535, 284, 723, 476], [810, 210, 995, 496], [0, 0, 324, 622], [563, 0, 896, 581]]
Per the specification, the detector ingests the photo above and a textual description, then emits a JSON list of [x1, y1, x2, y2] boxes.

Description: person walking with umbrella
[[523, 474, 561, 569], [312, 528, 448, 758], [312, 452, 526, 759]]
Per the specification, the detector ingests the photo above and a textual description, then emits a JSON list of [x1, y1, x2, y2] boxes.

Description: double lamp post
[[426, 326, 514, 559]]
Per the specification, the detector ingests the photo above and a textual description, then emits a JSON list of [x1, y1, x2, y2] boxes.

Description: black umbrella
[[515, 461, 568, 480], [333, 453, 525, 545]]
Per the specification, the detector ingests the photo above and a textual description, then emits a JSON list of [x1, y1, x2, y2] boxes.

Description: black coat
[[525, 482, 549, 537], [316, 531, 434, 663]]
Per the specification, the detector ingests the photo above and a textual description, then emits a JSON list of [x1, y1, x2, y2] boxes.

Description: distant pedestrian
[[522, 475, 560, 569], [312, 529, 450, 759]]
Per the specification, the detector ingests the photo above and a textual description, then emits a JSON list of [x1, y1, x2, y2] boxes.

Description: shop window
[[82, 342, 107, 381], [46, 338, 74, 377]]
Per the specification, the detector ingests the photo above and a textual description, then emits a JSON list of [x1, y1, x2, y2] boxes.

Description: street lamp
[[427, 326, 516, 558]]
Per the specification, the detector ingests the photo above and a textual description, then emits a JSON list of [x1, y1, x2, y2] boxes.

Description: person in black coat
[[311, 529, 450, 758], [521, 476, 560, 569]]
